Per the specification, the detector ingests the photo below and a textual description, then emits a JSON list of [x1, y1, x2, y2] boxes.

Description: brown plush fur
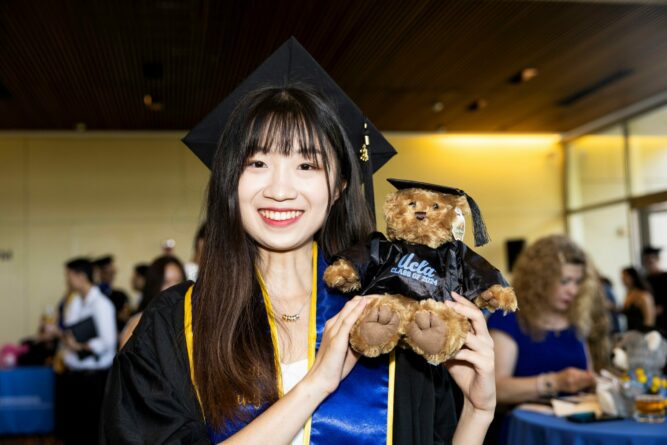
[[475, 284, 519, 313], [384, 189, 467, 249], [349, 294, 416, 357], [323, 258, 361, 293], [403, 299, 470, 365], [325, 187, 517, 365]]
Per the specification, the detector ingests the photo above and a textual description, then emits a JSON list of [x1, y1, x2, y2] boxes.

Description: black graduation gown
[[100, 282, 458, 445], [332, 232, 508, 303]]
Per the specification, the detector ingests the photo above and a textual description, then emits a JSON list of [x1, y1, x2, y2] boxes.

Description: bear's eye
[[409, 201, 416, 208], [432, 203, 439, 210]]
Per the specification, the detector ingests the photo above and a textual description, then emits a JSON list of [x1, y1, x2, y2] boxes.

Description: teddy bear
[[596, 330, 667, 417], [323, 178, 517, 365]]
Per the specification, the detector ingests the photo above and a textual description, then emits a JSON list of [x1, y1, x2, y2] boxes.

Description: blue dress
[[487, 311, 588, 376]]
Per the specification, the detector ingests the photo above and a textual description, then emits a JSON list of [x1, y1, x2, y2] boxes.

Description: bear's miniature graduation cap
[[387, 178, 491, 247], [182, 37, 396, 212]]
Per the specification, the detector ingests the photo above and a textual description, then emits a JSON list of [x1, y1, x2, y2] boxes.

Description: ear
[[383, 191, 400, 219], [455, 195, 470, 213], [333, 180, 348, 202], [645, 331, 662, 352]]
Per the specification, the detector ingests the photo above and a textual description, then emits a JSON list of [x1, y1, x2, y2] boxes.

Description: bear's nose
[[415, 211, 426, 220]]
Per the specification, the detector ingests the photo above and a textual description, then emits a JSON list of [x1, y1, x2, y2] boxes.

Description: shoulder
[[145, 281, 193, 313], [124, 281, 193, 353]]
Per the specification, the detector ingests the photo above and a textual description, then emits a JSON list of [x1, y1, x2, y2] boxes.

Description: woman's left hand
[[444, 292, 496, 415]]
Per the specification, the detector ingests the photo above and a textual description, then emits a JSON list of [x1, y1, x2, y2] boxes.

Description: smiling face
[[549, 263, 584, 312], [238, 149, 335, 253], [384, 188, 467, 248]]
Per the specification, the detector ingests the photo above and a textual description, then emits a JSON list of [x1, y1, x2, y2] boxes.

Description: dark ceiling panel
[[1, 0, 667, 132]]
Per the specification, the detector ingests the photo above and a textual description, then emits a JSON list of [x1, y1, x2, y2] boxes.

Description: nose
[[415, 211, 426, 220], [567, 283, 580, 296], [263, 164, 298, 201]]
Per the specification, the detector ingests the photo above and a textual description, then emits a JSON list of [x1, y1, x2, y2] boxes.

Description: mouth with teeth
[[258, 208, 304, 226]]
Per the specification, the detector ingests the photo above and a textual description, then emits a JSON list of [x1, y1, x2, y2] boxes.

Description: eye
[[409, 201, 416, 208], [246, 160, 267, 168], [298, 163, 318, 171], [432, 203, 439, 210]]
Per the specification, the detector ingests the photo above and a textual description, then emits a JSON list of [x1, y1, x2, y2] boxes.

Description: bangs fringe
[[243, 93, 330, 168]]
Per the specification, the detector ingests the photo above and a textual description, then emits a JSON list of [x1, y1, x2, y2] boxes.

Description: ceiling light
[[510, 67, 539, 84], [431, 101, 444, 113], [468, 99, 488, 112], [143, 94, 164, 111]]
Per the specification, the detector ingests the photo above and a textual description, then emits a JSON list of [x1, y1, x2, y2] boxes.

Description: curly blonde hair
[[512, 235, 610, 370]]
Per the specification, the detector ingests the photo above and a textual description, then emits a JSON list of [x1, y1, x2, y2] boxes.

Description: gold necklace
[[256, 244, 316, 323], [275, 298, 309, 322]]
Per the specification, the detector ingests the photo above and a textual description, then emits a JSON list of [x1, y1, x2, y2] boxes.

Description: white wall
[[0, 132, 208, 345]]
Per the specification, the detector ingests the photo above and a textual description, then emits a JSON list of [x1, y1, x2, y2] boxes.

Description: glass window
[[628, 104, 667, 196], [568, 203, 632, 303], [567, 125, 626, 210]]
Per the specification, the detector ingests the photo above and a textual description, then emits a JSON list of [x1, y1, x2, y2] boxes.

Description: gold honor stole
[[184, 242, 396, 444]]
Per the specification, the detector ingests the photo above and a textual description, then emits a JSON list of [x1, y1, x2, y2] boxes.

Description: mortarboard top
[[93, 255, 113, 267], [182, 37, 396, 211], [387, 178, 490, 247], [642, 246, 662, 256]]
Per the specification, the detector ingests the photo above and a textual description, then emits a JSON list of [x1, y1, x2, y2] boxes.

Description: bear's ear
[[645, 331, 662, 351], [455, 195, 470, 213], [383, 191, 400, 221]]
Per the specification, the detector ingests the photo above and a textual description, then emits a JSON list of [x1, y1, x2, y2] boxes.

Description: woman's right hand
[[554, 367, 595, 393], [303, 296, 368, 396]]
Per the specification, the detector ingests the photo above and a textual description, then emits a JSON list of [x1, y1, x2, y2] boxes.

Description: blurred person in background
[[484, 235, 609, 444], [642, 246, 667, 333], [118, 255, 186, 348], [58, 257, 117, 445], [600, 275, 622, 334], [185, 223, 206, 282], [130, 263, 149, 306], [621, 266, 656, 332], [93, 255, 131, 332]]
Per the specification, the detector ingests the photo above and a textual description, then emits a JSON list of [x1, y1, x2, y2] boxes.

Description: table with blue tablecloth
[[507, 409, 667, 445], [0, 367, 54, 435]]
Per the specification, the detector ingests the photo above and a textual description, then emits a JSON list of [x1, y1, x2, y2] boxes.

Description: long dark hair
[[137, 255, 186, 313], [194, 86, 374, 428], [622, 266, 652, 292]]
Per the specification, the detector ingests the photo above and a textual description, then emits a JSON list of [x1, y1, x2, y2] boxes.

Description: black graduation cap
[[182, 37, 397, 212], [387, 178, 491, 247]]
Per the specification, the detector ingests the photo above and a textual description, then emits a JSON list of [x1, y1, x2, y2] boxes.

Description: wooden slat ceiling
[[2, 0, 667, 133]]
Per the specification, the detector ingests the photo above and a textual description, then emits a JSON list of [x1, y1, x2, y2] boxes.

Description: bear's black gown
[[100, 282, 459, 445], [332, 232, 509, 303]]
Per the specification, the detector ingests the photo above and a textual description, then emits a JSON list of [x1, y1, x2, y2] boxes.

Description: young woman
[[118, 255, 186, 349], [489, 235, 610, 406], [621, 266, 656, 331], [101, 86, 495, 445]]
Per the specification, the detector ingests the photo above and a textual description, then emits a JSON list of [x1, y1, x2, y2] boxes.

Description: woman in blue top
[[488, 235, 607, 404]]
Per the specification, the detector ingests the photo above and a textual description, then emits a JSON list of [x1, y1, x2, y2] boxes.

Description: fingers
[[463, 331, 492, 353], [446, 292, 489, 337], [448, 347, 494, 374], [327, 297, 368, 339], [334, 298, 368, 338], [326, 296, 362, 331]]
